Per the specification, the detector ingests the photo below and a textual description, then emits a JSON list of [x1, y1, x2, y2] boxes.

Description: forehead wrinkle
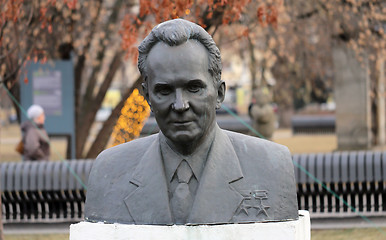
[[147, 40, 209, 66]]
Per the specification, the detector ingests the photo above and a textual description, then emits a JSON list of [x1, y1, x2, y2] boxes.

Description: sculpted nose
[[172, 90, 189, 112]]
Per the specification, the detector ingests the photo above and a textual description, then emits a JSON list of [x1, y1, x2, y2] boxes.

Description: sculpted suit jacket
[[84, 126, 298, 225]]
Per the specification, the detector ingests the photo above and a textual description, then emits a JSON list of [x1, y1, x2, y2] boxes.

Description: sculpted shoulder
[[93, 133, 159, 168], [224, 130, 291, 161], [85, 133, 159, 223], [86, 133, 159, 195], [223, 129, 295, 189]]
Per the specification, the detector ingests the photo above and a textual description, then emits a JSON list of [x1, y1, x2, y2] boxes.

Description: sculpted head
[[138, 19, 222, 85], [138, 19, 225, 154]]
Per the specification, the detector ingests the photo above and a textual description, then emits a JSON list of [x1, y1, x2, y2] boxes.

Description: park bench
[[293, 151, 386, 218], [1, 160, 92, 223], [1, 151, 385, 223], [291, 115, 335, 134]]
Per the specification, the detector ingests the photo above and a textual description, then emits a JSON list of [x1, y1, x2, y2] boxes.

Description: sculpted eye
[[155, 85, 173, 95], [188, 85, 201, 93], [159, 88, 172, 95], [187, 81, 205, 93]]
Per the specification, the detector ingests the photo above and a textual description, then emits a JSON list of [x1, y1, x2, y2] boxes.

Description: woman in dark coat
[[21, 105, 50, 160]]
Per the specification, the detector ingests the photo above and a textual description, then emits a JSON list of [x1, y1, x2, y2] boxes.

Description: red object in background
[[257, 5, 278, 28], [257, 6, 265, 25]]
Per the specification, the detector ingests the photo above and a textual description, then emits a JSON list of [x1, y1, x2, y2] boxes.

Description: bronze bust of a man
[[84, 19, 298, 225]]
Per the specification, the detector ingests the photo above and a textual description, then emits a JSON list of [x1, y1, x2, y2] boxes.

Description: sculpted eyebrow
[[188, 79, 206, 86]]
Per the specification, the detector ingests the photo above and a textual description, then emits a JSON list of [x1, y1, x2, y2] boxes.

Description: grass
[[272, 129, 337, 154], [4, 234, 69, 240], [312, 227, 386, 240]]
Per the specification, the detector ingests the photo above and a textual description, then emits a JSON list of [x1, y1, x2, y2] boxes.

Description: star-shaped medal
[[236, 190, 270, 218], [253, 203, 270, 217], [236, 202, 251, 216]]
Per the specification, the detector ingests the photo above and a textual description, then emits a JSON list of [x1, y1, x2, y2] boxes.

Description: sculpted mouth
[[172, 120, 193, 125], [174, 121, 191, 124]]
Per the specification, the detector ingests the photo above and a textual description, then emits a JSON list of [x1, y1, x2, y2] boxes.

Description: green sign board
[[20, 60, 75, 159]]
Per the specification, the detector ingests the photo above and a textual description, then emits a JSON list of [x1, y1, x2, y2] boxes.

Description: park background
[[0, 0, 385, 239]]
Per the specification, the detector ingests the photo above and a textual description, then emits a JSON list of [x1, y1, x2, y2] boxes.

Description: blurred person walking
[[20, 105, 50, 160]]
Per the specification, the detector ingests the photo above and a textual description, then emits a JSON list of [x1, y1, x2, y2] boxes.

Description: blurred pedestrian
[[20, 105, 50, 160]]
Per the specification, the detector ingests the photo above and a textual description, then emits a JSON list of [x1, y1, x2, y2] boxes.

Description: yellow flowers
[[112, 89, 151, 146]]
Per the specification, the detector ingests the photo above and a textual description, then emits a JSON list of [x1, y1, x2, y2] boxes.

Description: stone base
[[70, 210, 310, 240]]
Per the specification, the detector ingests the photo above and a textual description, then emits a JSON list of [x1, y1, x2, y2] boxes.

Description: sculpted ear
[[216, 81, 226, 110], [142, 82, 152, 111]]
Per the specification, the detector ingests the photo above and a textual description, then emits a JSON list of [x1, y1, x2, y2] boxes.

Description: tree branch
[[297, 9, 319, 19], [80, 0, 124, 118], [74, 0, 103, 141], [76, 51, 123, 157]]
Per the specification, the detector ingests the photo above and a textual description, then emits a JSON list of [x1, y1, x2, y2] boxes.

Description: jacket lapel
[[188, 127, 244, 224], [123, 134, 173, 225]]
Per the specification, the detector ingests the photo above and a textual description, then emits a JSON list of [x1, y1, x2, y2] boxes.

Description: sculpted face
[[144, 40, 225, 153]]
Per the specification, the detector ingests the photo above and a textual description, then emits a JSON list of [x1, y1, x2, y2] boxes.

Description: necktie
[[171, 160, 193, 224]]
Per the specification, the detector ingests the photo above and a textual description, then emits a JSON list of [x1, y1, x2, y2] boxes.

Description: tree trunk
[[0, 180, 3, 240], [86, 77, 142, 158], [0, 105, 3, 239], [376, 57, 385, 145], [74, 1, 103, 157], [76, 52, 123, 158], [75, 0, 124, 158], [74, 54, 86, 158], [247, 35, 258, 92]]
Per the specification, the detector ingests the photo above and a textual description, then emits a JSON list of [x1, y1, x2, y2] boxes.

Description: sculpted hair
[[138, 19, 222, 84]]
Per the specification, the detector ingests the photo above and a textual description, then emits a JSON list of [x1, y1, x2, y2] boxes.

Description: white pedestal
[[70, 210, 310, 240]]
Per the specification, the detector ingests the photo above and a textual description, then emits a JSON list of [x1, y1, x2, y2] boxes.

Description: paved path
[[4, 222, 73, 234]]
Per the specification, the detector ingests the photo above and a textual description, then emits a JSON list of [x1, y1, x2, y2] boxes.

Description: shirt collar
[[159, 127, 217, 183]]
